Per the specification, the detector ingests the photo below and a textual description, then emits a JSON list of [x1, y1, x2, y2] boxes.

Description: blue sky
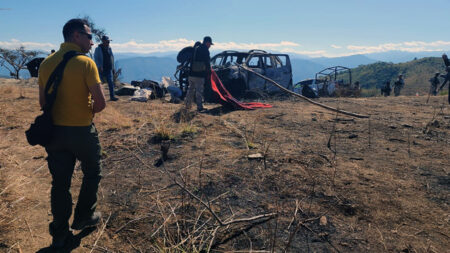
[[1, 0, 450, 57]]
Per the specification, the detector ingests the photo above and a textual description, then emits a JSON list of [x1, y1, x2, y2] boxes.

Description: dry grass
[[0, 79, 449, 252], [180, 123, 198, 137], [95, 106, 134, 130]]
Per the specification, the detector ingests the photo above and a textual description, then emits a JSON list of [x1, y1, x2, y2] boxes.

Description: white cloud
[[112, 39, 301, 53], [346, 40, 450, 54], [2, 38, 450, 58], [0, 38, 306, 55], [112, 38, 196, 53], [278, 48, 327, 57], [0, 39, 56, 51]]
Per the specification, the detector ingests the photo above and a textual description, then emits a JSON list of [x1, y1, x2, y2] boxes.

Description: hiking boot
[[71, 212, 101, 230], [51, 231, 72, 249], [197, 107, 207, 113], [110, 97, 119, 101]]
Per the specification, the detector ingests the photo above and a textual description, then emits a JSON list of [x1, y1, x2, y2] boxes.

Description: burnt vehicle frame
[[211, 50, 293, 99], [174, 49, 293, 101], [295, 66, 359, 97]]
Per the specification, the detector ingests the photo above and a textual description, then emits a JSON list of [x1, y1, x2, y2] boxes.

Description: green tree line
[[341, 57, 446, 95]]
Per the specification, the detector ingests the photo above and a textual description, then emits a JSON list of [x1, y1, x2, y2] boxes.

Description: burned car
[[174, 49, 293, 102], [208, 50, 293, 100], [294, 66, 360, 98]]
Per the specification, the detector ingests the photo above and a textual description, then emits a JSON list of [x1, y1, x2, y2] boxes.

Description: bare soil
[[0, 78, 449, 252]]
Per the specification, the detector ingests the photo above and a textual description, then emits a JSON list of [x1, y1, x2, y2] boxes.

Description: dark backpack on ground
[[25, 51, 83, 147]]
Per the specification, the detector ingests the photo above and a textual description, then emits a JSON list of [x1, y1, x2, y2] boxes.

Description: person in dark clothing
[[439, 66, 450, 103], [94, 35, 118, 101], [429, 72, 440, 96], [184, 36, 213, 111], [393, 74, 405, 96], [381, 81, 391, 96]]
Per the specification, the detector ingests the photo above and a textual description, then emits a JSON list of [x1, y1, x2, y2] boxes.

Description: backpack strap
[[43, 51, 83, 112], [191, 45, 199, 64]]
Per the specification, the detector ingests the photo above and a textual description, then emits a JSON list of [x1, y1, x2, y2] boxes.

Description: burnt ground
[[0, 78, 449, 252]]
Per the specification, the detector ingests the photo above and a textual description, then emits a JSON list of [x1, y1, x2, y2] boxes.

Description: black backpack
[[25, 51, 83, 147], [177, 46, 194, 64], [26, 57, 45, 77]]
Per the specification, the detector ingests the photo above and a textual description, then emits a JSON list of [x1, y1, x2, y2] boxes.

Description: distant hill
[[290, 55, 380, 82], [290, 58, 325, 82], [348, 57, 445, 95], [115, 56, 178, 83], [308, 54, 377, 68], [114, 53, 372, 84], [3, 49, 446, 90], [365, 50, 444, 64]]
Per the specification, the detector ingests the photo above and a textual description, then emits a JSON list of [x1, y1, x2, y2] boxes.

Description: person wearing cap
[[439, 66, 450, 103], [393, 74, 405, 96], [184, 36, 213, 112], [429, 72, 440, 96], [94, 35, 118, 101]]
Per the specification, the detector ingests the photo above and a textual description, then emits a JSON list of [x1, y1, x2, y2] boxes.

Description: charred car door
[[246, 55, 266, 91], [264, 54, 292, 92]]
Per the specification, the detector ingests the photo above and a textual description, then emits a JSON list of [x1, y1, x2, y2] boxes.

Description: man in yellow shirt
[[38, 18, 106, 249]]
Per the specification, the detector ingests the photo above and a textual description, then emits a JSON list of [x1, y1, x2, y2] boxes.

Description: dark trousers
[[45, 124, 102, 237], [394, 85, 401, 96], [101, 70, 115, 99]]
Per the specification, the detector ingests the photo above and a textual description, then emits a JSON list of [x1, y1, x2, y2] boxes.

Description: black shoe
[[71, 212, 101, 230], [110, 97, 119, 101], [51, 231, 72, 249], [197, 107, 207, 113]]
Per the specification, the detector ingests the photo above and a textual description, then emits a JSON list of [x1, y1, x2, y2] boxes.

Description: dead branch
[[211, 216, 275, 249], [287, 199, 300, 230], [223, 212, 277, 226], [302, 223, 342, 253], [222, 119, 250, 150], [114, 215, 151, 234], [89, 213, 112, 253], [237, 64, 370, 118], [284, 216, 321, 253], [139, 183, 177, 196], [174, 180, 224, 226], [206, 226, 220, 253], [24, 218, 35, 243], [150, 212, 175, 239]]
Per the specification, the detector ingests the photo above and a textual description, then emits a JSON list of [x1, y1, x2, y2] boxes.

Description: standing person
[[381, 81, 391, 96], [38, 18, 106, 249], [439, 66, 450, 103], [429, 72, 440, 96], [94, 35, 118, 101], [184, 36, 213, 112], [393, 74, 405, 96]]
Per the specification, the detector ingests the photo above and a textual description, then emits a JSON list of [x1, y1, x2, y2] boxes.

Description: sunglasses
[[79, 31, 93, 40]]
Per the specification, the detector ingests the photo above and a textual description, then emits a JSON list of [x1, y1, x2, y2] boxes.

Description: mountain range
[[112, 50, 446, 83], [1, 50, 446, 85]]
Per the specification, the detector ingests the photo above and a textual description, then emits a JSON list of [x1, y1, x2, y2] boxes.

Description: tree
[[80, 15, 106, 43], [0, 47, 42, 79]]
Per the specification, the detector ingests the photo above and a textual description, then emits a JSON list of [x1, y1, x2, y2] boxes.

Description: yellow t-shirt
[[38, 43, 101, 126]]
